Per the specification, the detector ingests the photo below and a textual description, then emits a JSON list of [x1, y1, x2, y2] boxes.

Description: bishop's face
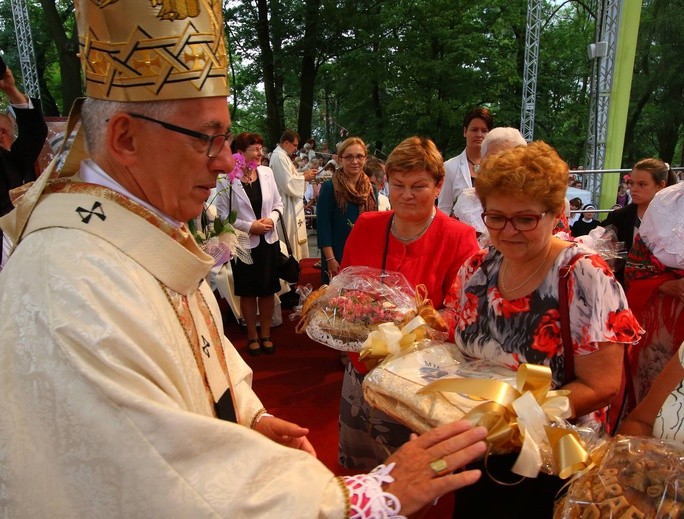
[[130, 97, 235, 222]]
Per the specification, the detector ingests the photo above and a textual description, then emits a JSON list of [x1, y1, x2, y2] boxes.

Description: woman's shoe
[[260, 337, 275, 355], [247, 338, 261, 356]]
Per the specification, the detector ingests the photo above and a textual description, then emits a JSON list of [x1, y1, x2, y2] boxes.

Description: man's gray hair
[[0, 112, 17, 140], [480, 127, 527, 158], [81, 98, 181, 156]]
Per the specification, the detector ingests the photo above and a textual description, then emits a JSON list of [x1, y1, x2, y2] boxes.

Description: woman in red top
[[338, 136, 479, 470]]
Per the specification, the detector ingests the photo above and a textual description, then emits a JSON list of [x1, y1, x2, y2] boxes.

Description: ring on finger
[[429, 457, 450, 477]]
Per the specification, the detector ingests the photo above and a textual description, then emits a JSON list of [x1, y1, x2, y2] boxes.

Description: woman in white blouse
[[619, 341, 684, 443]]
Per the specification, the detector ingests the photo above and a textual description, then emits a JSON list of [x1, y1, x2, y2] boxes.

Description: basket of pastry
[[554, 435, 684, 519], [296, 266, 418, 352]]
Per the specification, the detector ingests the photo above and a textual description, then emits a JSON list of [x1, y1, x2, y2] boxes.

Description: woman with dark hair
[[601, 158, 677, 252], [215, 132, 283, 356], [316, 137, 377, 284], [437, 106, 493, 216], [364, 156, 389, 211]]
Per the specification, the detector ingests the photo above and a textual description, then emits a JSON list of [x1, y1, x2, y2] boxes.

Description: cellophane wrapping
[[363, 340, 598, 476], [554, 436, 684, 519], [303, 266, 417, 352], [362, 340, 517, 433], [575, 226, 625, 271]]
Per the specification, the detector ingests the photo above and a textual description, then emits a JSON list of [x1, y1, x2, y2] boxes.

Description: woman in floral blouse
[[443, 141, 643, 518]]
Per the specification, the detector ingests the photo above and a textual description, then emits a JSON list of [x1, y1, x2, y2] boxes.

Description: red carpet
[[221, 257, 454, 517]]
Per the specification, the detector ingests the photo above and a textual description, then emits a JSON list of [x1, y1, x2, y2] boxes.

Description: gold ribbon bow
[[359, 315, 428, 366], [401, 284, 447, 332], [420, 363, 590, 479], [356, 284, 446, 368]]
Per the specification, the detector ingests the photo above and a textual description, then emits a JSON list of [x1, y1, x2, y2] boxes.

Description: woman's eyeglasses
[[341, 154, 366, 162], [481, 212, 547, 231]]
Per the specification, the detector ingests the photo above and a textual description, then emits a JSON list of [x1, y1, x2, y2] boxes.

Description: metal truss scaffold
[[10, 0, 41, 99], [584, 0, 622, 197], [520, 0, 542, 142]]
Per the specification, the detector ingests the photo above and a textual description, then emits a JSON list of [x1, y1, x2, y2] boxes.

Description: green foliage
[[0, 0, 79, 115], [223, 0, 678, 166], [534, 1, 595, 167], [1, 0, 676, 165], [624, 0, 683, 165]]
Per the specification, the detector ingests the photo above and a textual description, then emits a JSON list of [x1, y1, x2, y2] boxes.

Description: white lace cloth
[[639, 182, 684, 269], [342, 463, 406, 519], [452, 187, 487, 235], [306, 318, 365, 352]]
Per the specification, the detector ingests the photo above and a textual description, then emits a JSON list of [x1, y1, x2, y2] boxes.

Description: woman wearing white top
[[216, 132, 284, 356], [437, 107, 493, 216], [619, 341, 684, 442]]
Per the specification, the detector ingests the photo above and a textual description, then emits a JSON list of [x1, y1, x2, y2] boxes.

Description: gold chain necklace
[[500, 248, 551, 294], [391, 208, 436, 243]]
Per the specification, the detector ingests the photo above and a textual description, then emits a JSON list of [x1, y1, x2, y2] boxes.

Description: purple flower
[[227, 153, 259, 182]]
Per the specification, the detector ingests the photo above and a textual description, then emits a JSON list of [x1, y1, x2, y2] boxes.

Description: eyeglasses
[[128, 112, 234, 158], [481, 212, 548, 231], [245, 146, 263, 153], [342, 154, 366, 162]]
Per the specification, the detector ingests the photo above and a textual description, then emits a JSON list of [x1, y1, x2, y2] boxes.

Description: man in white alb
[[0, 1, 487, 517], [270, 129, 316, 260]]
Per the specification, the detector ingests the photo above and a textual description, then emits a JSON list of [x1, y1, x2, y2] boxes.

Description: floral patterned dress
[[444, 244, 643, 429]]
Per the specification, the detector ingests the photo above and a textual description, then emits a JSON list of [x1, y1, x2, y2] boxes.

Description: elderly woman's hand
[[382, 421, 487, 516]]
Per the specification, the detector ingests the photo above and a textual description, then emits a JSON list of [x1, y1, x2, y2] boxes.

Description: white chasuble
[[0, 179, 344, 517]]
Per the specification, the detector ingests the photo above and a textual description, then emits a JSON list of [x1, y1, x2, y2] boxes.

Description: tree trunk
[[623, 88, 652, 163], [32, 27, 59, 115], [371, 78, 383, 155], [270, 0, 286, 136], [656, 121, 680, 165], [255, 0, 280, 146], [296, 0, 322, 142], [39, 0, 82, 114]]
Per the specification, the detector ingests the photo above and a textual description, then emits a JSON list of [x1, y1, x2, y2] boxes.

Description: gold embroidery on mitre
[[90, 0, 119, 7], [76, 0, 229, 101], [184, 45, 208, 70], [151, 0, 201, 21]]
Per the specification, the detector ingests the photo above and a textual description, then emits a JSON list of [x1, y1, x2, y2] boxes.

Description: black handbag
[[274, 209, 300, 283]]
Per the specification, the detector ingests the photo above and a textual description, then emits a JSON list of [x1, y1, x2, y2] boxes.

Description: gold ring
[[429, 457, 449, 477]]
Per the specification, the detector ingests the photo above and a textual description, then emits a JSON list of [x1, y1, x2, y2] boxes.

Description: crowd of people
[[0, 2, 683, 516], [195, 114, 682, 517]]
